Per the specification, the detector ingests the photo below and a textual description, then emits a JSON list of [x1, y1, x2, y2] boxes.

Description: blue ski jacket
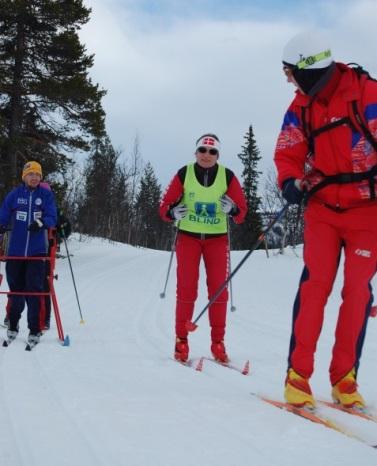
[[0, 183, 57, 256]]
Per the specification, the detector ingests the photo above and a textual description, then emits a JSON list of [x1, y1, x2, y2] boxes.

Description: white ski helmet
[[282, 31, 333, 69]]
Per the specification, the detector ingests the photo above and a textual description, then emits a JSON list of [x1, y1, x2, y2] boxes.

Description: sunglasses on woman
[[197, 147, 218, 156]]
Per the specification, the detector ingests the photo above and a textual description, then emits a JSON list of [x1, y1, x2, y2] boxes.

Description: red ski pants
[[175, 233, 229, 342], [289, 201, 377, 385]]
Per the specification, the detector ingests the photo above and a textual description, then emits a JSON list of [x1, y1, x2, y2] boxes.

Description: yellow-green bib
[[179, 163, 228, 234]]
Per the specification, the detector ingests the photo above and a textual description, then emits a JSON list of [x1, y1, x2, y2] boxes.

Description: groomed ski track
[[0, 235, 376, 466]]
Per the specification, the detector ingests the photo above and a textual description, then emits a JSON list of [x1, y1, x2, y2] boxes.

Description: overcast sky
[[79, 0, 377, 188]]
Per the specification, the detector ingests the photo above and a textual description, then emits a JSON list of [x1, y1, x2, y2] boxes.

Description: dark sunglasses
[[197, 147, 218, 156]]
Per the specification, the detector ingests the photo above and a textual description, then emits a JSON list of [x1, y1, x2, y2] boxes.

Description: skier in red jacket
[[160, 134, 247, 363], [275, 31, 377, 409]]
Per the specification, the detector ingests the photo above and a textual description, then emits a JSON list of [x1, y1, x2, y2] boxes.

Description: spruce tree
[[133, 162, 170, 249], [232, 125, 263, 249], [0, 0, 106, 195], [79, 136, 130, 240]]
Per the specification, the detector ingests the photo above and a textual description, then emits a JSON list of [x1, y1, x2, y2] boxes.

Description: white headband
[[196, 136, 221, 153]]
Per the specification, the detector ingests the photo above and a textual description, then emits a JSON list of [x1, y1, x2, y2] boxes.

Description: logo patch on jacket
[[188, 202, 220, 225], [194, 202, 216, 218], [16, 211, 27, 221], [355, 248, 371, 258], [17, 198, 28, 205]]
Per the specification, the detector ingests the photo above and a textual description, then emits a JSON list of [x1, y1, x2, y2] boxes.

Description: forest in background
[[0, 1, 302, 251]]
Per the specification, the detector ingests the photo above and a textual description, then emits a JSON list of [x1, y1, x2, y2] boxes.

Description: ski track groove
[[0, 345, 26, 466], [74, 251, 257, 458], [165, 357, 284, 459], [53, 253, 163, 345], [0, 338, 106, 466], [57, 253, 147, 306], [165, 362, 271, 460], [130, 254, 176, 358], [29, 348, 108, 466], [0, 341, 48, 466]]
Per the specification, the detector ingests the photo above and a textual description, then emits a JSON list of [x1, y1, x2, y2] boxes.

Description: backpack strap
[[305, 165, 377, 202], [310, 117, 352, 138], [303, 74, 377, 202]]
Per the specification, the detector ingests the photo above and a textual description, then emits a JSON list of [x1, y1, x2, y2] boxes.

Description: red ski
[[173, 356, 249, 374], [251, 394, 377, 449], [203, 357, 250, 375], [319, 400, 377, 423], [172, 357, 204, 372]]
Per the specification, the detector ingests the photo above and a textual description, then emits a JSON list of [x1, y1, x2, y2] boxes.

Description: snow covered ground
[[0, 235, 376, 466]]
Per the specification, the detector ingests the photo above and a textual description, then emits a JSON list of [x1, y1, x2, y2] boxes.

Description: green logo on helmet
[[297, 49, 331, 69]]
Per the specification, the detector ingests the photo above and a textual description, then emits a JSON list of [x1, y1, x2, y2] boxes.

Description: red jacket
[[274, 63, 377, 209], [159, 163, 247, 227]]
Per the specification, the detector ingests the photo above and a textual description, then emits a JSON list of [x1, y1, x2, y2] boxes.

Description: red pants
[[175, 233, 229, 342], [289, 201, 377, 385]]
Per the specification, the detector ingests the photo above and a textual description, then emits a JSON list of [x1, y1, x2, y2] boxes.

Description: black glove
[[28, 219, 44, 232], [282, 178, 304, 205], [0, 225, 7, 235]]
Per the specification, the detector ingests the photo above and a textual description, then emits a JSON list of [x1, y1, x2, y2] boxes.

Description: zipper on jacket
[[24, 191, 33, 256], [201, 170, 209, 240]]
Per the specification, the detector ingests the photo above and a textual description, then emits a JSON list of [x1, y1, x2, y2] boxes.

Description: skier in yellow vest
[[160, 134, 247, 362]]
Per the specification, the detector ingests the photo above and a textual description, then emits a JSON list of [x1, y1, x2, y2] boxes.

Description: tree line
[[0, 1, 302, 252]]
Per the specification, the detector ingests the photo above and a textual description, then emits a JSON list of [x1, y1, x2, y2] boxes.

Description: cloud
[[80, 0, 377, 187]]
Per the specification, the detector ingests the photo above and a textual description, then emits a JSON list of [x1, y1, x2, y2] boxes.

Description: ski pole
[[292, 201, 303, 248], [61, 229, 85, 324], [186, 203, 290, 331], [160, 225, 179, 298], [227, 216, 236, 312]]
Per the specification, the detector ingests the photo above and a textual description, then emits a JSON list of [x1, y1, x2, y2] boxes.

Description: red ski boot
[[211, 341, 229, 363], [174, 337, 189, 362]]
